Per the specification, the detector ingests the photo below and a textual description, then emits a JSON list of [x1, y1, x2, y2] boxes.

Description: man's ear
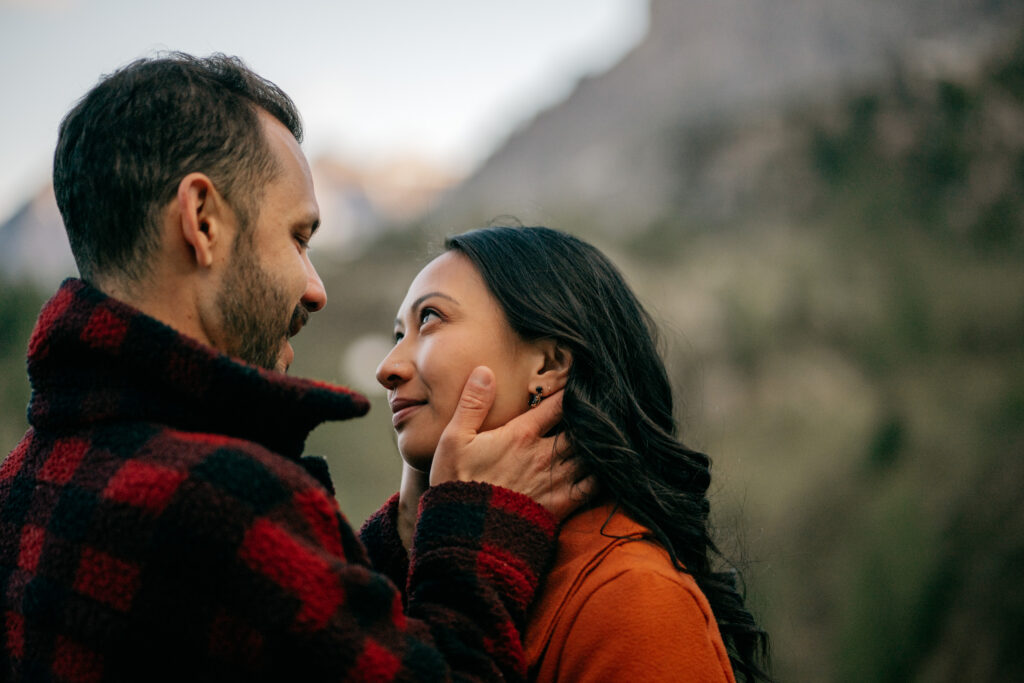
[[531, 339, 573, 395], [175, 172, 232, 268]]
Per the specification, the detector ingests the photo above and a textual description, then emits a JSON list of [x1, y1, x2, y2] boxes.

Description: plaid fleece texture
[[359, 494, 409, 600], [0, 279, 557, 682]]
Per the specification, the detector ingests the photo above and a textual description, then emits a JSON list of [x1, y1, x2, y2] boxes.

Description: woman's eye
[[419, 309, 441, 326], [393, 330, 404, 343]]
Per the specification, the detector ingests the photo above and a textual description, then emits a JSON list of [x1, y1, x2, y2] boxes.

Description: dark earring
[[528, 386, 544, 408]]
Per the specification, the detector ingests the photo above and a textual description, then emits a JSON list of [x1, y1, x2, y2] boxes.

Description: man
[[0, 53, 579, 681]]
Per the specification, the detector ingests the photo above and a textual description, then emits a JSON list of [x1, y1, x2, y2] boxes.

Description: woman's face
[[376, 251, 544, 470]]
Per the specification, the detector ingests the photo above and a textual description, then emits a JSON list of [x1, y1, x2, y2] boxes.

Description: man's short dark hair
[[53, 52, 303, 283]]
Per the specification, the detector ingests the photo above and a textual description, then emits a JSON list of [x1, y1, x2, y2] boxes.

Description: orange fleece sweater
[[524, 504, 736, 682]]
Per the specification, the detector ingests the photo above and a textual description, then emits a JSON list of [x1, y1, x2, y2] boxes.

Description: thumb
[[444, 366, 496, 442]]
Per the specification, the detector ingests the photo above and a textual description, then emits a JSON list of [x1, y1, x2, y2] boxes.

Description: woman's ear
[[532, 339, 573, 395]]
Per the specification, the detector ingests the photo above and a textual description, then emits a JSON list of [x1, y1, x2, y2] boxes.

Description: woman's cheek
[[479, 391, 527, 433]]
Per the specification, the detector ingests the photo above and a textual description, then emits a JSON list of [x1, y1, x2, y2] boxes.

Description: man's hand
[[431, 366, 590, 521]]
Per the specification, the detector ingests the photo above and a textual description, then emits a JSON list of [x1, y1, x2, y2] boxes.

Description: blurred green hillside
[[3, 29, 1023, 683]]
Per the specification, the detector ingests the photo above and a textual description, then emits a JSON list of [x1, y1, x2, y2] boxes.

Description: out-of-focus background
[[3, 0, 1023, 679]]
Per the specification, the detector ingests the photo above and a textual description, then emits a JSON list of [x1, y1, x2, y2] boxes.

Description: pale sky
[[0, 0, 647, 223]]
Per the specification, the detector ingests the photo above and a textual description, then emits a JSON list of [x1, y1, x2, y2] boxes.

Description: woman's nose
[[376, 347, 410, 390]]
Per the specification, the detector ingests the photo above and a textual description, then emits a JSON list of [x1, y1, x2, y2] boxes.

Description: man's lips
[[390, 397, 426, 427], [289, 306, 309, 338], [278, 306, 308, 374]]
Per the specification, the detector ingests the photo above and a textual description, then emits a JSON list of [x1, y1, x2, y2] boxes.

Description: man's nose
[[302, 261, 327, 312]]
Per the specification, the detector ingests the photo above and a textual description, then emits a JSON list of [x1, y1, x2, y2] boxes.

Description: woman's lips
[[390, 398, 426, 428]]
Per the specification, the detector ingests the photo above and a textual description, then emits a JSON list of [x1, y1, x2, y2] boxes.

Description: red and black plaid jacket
[[0, 279, 556, 682]]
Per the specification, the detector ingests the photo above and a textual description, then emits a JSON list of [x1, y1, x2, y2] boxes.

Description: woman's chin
[[400, 452, 435, 474]]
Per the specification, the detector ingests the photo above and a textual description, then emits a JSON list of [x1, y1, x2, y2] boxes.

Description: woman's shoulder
[[525, 504, 735, 682], [528, 503, 717, 637], [555, 503, 709, 602]]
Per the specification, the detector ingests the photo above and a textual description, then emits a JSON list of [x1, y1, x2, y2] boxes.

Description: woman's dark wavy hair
[[445, 226, 771, 682]]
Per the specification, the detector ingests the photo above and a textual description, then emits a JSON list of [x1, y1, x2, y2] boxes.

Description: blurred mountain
[[425, 0, 1024, 238], [5, 0, 1020, 285], [310, 155, 460, 258], [0, 184, 74, 286]]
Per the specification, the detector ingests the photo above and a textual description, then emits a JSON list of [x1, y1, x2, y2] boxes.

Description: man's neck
[[94, 272, 215, 350]]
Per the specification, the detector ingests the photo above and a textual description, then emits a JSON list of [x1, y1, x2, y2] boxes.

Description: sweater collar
[[26, 278, 369, 459]]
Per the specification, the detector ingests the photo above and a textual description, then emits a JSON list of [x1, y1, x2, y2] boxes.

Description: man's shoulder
[[1, 421, 348, 571], [3, 421, 333, 515]]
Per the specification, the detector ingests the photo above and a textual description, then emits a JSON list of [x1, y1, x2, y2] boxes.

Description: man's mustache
[[289, 305, 310, 337]]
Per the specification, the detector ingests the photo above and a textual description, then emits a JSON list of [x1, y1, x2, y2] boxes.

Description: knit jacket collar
[[26, 278, 369, 459]]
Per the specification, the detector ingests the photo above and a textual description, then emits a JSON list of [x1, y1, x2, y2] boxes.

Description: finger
[[508, 389, 564, 437], [444, 366, 496, 441], [570, 474, 598, 502]]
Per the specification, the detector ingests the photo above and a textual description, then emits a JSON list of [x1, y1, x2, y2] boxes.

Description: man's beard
[[216, 233, 305, 371]]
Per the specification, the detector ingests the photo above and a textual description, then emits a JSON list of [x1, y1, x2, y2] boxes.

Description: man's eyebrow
[[294, 216, 320, 235], [394, 291, 459, 327]]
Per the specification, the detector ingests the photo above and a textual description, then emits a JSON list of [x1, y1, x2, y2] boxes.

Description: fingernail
[[469, 367, 493, 388]]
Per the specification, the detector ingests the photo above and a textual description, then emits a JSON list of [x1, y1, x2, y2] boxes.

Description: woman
[[361, 226, 771, 682]]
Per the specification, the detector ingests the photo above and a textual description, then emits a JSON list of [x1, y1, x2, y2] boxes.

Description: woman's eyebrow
[[395, 292, 460, 327]]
